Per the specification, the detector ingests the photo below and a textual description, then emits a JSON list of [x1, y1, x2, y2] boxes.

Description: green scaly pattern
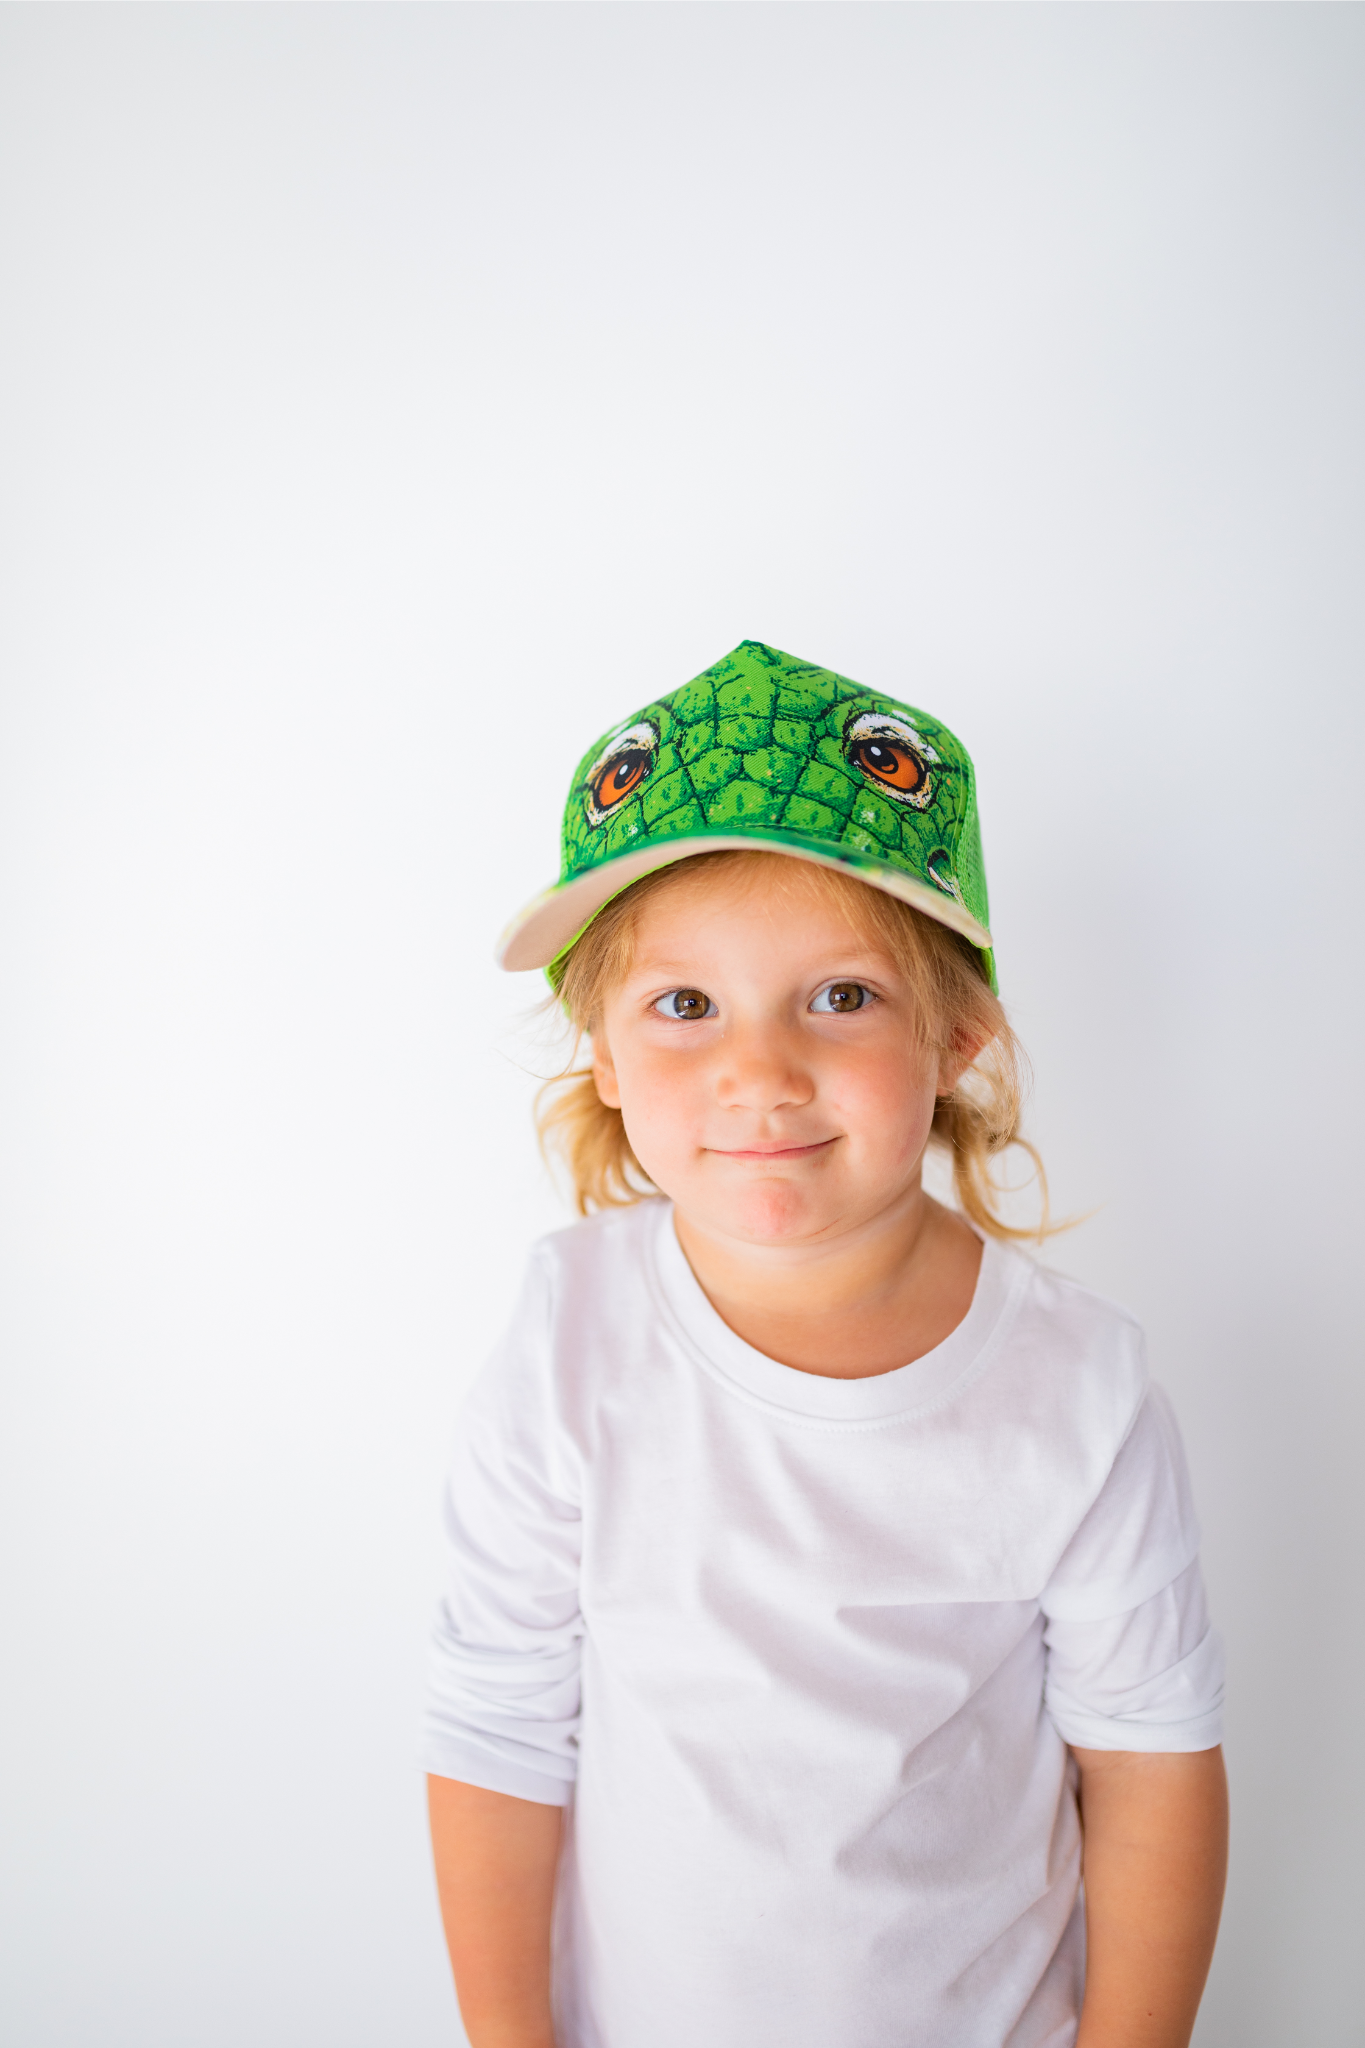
[[561, 641, 990, 959]]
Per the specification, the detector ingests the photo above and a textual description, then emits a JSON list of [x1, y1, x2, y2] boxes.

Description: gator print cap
[[498, 639, 996, 989]]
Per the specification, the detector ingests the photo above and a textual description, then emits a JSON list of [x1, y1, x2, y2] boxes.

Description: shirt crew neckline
[[647, 1200, 1030, 1424]]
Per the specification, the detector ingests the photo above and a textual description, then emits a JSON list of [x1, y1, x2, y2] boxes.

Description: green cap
[[497, 639, 996, 990]]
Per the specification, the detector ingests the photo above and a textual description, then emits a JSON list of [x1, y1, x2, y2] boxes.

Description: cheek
[[610, 1046, 705, 1158], [826, 1045, 939, 1152]]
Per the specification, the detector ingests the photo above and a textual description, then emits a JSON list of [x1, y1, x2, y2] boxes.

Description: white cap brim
[[496, 835, 993, 972]]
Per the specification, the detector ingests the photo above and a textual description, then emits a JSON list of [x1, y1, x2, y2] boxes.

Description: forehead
[[626, 856, 899, 962]]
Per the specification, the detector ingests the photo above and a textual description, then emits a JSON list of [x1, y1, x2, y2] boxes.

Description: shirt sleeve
[[1040, 1383, 1224, 1753], [421, 1252, 584, 1805]]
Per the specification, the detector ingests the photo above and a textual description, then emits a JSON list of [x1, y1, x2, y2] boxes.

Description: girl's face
[[592, 860, 963, 1250]]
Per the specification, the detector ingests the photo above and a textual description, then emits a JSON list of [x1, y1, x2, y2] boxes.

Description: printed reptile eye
[[842, 710, 939, 809], [584, 720, 660, 825], [592, 748, 651, 811], [847, 737, 925, 793], [927, 849, 957, 896]]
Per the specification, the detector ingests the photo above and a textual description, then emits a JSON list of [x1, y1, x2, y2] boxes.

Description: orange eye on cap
[[848, 737, 924, 794], [592, 749, 651, 811], [584, 720, 660, 825], [843, 710, 939, 810]]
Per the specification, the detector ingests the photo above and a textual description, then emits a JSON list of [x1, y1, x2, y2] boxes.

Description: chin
[[709, 1182, 833, 1246]]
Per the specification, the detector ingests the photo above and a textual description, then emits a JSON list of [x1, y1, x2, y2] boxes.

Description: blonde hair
[[537, 851, 1053, 1242]]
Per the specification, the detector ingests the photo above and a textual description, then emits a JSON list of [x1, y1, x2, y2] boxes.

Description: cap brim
[[496, 833, 993, 972]]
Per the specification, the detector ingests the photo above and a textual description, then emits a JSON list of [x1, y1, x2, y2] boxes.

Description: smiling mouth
[[707, 1139, 838, 1161]]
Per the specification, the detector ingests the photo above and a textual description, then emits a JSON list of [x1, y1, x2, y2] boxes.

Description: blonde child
[[424, 641, 1227, 2048]]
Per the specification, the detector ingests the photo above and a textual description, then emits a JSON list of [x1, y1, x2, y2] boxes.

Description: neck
[[672, 1183, 984, 1380]]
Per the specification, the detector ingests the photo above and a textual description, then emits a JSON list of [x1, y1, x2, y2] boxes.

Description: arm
[[1072, 1746, 1228, 2048], [428, 1775, 562, 2048]]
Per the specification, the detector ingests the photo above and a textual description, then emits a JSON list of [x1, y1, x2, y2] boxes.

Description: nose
[[713, 1018, 815, 1117]]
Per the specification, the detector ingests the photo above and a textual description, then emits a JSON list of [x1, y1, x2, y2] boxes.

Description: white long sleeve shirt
[[424, 1199, 1223, 2048]]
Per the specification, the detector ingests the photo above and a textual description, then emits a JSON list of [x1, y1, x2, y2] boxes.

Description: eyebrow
[[625, 951, 896, 978]]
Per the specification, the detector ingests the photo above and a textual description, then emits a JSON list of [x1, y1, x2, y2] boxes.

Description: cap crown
[[561, 639, 989, 938]]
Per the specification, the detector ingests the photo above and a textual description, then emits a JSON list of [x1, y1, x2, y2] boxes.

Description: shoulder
[[528, 1197, 663, 1273], [468, 1201, 665, 1422], [976, 1242, 1151, 1461], [524, 1200, 664, 1318], [1011, 1251, 1145, 1361], [955, 1247, 1191, 1594]]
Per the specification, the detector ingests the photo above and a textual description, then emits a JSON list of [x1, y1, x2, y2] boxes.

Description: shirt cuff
[[421, 1736, 576, 1806], [1046, 1702, 1224, 1753]]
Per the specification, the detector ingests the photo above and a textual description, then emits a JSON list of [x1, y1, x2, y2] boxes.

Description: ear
[[591, 1034, 622, 1109], [936, 1024, 992, 1098]]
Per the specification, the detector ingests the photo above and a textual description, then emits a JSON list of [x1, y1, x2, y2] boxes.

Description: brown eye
[[812, 982, 868, 1014], [591, 747, 651, 811], [848, 737, 924, 794], [652, 988, 714, 1021]]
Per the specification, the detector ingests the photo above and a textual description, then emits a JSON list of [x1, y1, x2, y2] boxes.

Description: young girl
[[424, 641, 1227, 2048]]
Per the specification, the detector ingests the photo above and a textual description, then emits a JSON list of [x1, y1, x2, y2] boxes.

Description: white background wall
[[2, 6, 1361, 2044]]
